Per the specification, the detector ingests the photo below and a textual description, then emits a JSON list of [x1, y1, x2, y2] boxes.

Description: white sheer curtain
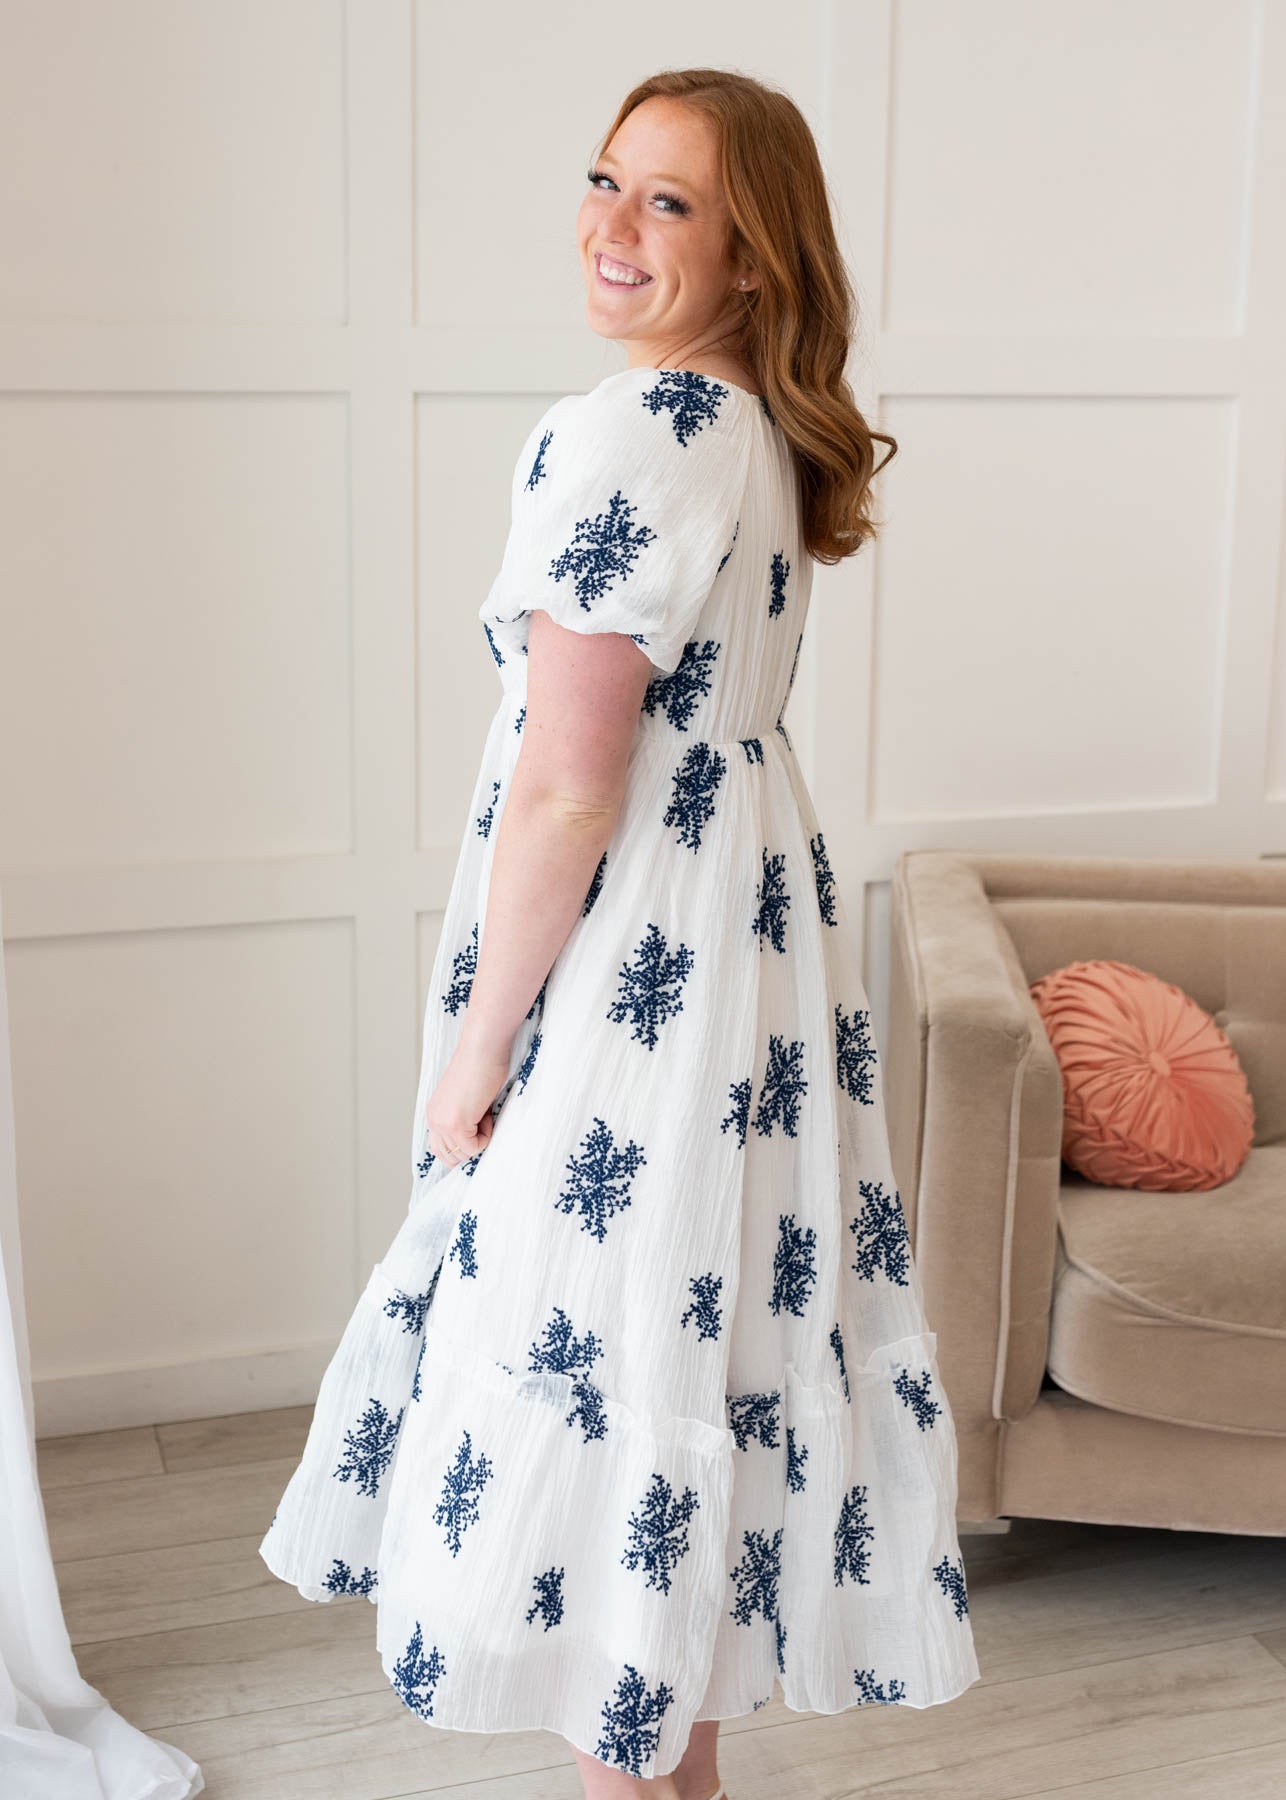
[[0, 889, 204, 1798]]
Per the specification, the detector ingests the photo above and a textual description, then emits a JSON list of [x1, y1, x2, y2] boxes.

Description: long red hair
[[595, 70, 896, 564]]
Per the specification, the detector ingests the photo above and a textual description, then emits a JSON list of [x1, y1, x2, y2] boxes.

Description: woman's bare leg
[[569, 1744, 682, 1798], [568, 1716, 722, 1799], [671, 1719, 723, 1800]]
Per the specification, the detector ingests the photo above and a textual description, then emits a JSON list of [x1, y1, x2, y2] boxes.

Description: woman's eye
[[586, 170, 690, 217]]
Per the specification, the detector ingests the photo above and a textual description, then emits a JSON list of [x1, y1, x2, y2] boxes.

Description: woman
[[261, 68, 980, 1799]]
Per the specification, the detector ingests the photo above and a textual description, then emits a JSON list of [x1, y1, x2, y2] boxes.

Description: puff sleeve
[[478, 368, 755, 677]]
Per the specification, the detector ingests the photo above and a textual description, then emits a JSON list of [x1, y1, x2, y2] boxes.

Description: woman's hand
[[424, 1034, 512, 1169]]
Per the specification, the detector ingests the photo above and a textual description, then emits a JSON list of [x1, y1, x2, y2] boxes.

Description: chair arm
[[887, 852, 1065, 1426]]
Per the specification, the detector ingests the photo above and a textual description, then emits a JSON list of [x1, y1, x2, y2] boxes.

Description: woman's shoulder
[[573, 364, 760, 441], [517, 368, 755, 503], [514, 364, 758, 466], [505, 364, 759, 529]]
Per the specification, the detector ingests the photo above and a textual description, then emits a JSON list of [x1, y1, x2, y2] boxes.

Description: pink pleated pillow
[[1028, 958, 1255, 1191]]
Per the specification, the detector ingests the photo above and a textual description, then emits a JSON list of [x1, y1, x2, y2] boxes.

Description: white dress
[[259, 364, 981, 1779]]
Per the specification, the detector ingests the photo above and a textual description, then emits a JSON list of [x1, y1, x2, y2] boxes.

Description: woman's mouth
[[595, 252, 654, 290]]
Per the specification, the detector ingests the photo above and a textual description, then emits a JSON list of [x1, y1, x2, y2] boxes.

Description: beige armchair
[[886, 851, 1286, 1536]]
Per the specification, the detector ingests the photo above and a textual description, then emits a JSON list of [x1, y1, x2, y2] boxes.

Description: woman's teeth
[[598, 255, 653, 286]]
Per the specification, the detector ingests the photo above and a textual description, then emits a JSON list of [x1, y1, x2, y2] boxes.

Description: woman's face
[[578, 97, 754, 367]]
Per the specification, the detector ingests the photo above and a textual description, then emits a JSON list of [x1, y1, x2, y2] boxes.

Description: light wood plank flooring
[[37, 1404, 1286, 1798]]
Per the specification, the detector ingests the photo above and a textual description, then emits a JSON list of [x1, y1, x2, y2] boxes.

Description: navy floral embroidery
[[526, 1565, 565, 1629], [720, 1076, 752, 1146], [933, 1552, 970, 1618], [849, 1179, 911, 1286], [770, 1212, 819, 1317], [529, 1305, 603, 1384], [893, 1361, 941, 1430], [525, 427, 552, 490], [448, 1209, 478, 1278], [836, 1001, 878, 1102], [811, 830, 838, 925], [753, 847, 791, 952], [753, 1033, 808, 1138], [324, 1557, 377, 1596], [442, 921, 478, 1015], [640, 368, 728, 446], [768, 549, 791, 618], [834, 1483, 875, 1586], [550, 492, 657, 610], [854, 1668, 908, 1704], [606, 921, 694, 1050], [566, 1374, 609, 1443], [830, 1321, 851, 1401], [411, 1331, 427, 1401], [583, 851, 608, 914], [475, 777, 501, 838], [740, 736, 764, 763], [621, 1472, 700, 1594], [663, 742, 726, 850], [482, 620, 504, 668], [382, 1280, 436, 1334], [680, 1271, 724, 1340], [727, 1389, 781, 1450], [333, 1398, 404, 1499], [729, 1525, 783, 1626], [513, 703, 525, 733], [433, 1428, 495, 1556], [382, 1283, 430, 1336], [641, 639, 720, 731], [516, 1027, 542, 1092], [391, 1622, 446, 1717], [555, 1116, 647, 1242], [717, 519, 740, 573], [785, 1426, 809, 1493], [596, 1663, 675, 1777]]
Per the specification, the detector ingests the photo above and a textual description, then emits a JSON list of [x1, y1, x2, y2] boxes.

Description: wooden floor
[[37, 1403, 1286, 1799]]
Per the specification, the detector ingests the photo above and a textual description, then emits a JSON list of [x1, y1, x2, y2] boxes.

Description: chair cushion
[[1030, 958, 1255, 1190], [1047, 1146, 1286, 1435]]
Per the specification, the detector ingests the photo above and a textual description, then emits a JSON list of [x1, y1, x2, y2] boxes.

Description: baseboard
[[33, 1337, 333, 1438]]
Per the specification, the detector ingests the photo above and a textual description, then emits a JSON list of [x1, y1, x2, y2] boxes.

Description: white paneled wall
[[1, 2, 1283, 1433]]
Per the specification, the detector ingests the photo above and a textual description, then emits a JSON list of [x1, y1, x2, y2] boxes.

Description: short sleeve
[[478, 367, 755, 676]]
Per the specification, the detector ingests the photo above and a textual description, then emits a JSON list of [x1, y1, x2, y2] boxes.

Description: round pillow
[[1028, 958, 1254, 1191]]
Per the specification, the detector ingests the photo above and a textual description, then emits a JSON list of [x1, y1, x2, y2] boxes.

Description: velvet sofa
[[885, 850, 1286, 1536]]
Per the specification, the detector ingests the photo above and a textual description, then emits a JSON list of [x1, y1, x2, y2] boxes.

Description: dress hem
[[373, 1659, 983, 1781]]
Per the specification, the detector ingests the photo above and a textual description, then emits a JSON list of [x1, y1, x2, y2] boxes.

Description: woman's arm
[[423, 610, 653, 1166]]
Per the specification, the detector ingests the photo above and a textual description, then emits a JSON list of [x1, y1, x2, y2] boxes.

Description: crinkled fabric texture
[[260, 366, 981, 1778]]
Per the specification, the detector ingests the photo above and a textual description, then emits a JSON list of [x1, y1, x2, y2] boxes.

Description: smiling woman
[[573, 80, 895, 557], [259, 67, 970, 1800]]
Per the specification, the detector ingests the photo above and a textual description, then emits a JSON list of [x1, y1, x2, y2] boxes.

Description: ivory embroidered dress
[[260, 365, 981, 1778]]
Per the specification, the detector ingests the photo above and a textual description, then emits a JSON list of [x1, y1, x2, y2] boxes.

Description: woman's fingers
[[428, 1117, 486, 1166]]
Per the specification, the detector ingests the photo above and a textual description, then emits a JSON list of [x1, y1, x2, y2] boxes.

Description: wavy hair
[[594, 70, 896, 565]]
